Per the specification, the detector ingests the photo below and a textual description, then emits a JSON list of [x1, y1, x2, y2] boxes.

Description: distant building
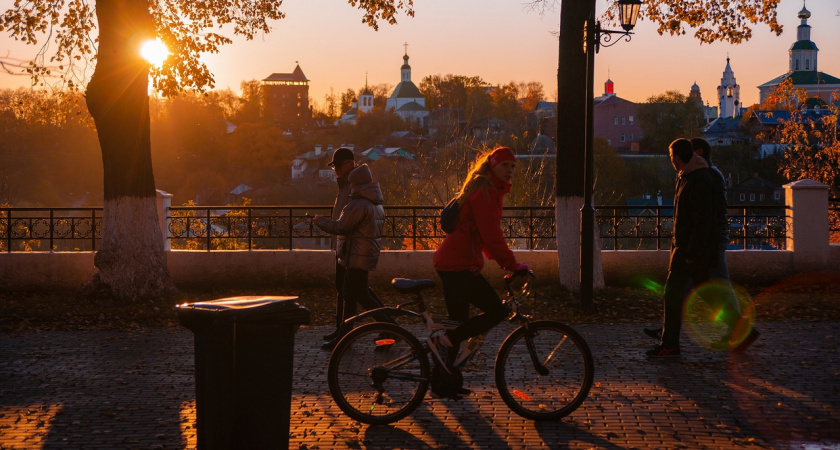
[[527, 116, 556, 156], [360, 145, 414, 162], [593, 79, 644, 153], [339, 99, 360, 125], [469, 117, 505, 143], [746, 103, 838, 158], [758, 3, 840, 106], [728, 173, 784, 206], [290, 144, 345, 182], [386, 47, 429, 126], [690, 82, 718, 124], [717, 57, 742, 118], [263, 64, 312, 127], [702, 117, 749, 147], [339, 78, 375, 126]]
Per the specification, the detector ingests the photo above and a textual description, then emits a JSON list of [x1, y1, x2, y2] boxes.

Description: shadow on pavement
[[534, 420, 625, 449], [1, 331, 192, 449]]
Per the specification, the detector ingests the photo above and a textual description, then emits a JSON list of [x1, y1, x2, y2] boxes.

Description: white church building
[[758, 3, 840, 105], [386, 47, 428, 126]]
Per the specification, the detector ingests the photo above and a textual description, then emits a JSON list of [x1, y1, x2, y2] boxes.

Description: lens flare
[[140, 39, 169, 67], [635, 277, 665, 296], [682, 280, 755, 349]]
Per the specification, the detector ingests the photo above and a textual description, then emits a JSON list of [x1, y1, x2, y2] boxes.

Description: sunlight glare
[[140, 39, 169, 67]]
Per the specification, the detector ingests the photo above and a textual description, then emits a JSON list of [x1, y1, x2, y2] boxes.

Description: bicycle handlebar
[[504, 270, 535, 294]]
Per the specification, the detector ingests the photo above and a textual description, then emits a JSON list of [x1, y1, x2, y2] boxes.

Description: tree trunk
[[81, 0, 176, 301], [556, 1, 604, 293]]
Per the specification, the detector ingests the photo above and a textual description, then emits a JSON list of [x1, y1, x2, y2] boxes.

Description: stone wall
[[2, 247, 837, 292]]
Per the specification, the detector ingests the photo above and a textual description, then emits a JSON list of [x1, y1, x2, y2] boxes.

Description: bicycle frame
[[340, 273, 540, 371]]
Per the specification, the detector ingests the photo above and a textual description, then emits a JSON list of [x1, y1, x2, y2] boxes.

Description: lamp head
[[618, 0, 642, 32]]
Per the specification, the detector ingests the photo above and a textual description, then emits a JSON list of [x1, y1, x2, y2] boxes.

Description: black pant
[[334, 262, 394, 329], [437, 270, 507, 345]]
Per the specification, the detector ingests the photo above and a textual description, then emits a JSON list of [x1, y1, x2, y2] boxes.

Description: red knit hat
[[489, 147, 515, 167]]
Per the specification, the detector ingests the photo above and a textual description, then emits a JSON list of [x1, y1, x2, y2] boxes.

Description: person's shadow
[[26, 330, 194, 449], [363, 424, 435, 449]]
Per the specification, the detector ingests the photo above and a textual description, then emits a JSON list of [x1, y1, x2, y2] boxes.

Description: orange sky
[[1, 0, 838, 109]]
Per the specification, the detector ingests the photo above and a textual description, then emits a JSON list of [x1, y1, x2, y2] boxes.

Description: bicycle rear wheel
[[494, 320, 594, 420], [327, 322, 430, 425]]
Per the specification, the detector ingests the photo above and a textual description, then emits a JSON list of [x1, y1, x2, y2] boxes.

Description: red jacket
[[433, 173, 518, 272]]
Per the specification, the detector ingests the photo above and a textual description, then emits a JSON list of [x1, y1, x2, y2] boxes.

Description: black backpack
[[440, 197, 461, 234]]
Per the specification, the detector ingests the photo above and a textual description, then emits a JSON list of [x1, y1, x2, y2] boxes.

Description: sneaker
[[732, 329, 760, 353], [322, 329, 341, 342], [428, 334, 453, 374], [643, 327, 662, 340], [646, 345, 680, 358], [321, 337, 340, 351]]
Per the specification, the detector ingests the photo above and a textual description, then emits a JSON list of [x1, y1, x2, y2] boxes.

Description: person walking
[[690, 137, 759, 351], [431, 147, 529, 373], [646, 138, 717, 357], [313, 163, 395, 351], [320, 147, 357, 344]]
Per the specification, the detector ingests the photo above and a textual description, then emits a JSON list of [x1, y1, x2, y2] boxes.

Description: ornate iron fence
[[830, 198, 840, 243], [0, 207, 102, 252], [1, 204, 790, 252], [597, 205, 789, 251], [166, 205, 558, 251]]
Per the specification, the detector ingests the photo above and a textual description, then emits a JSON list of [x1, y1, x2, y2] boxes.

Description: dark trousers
[[704, 243, 741, 329], [334, 262, 394, 330], [437, 270, 507, 346], [661, 247, 742, 349], [661, 267, 694, 349]]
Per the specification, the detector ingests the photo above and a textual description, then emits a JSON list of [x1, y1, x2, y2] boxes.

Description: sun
[[140, 39, 169, 67]]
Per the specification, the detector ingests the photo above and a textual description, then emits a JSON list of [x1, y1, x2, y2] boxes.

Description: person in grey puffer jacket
[[313, 164, 396, 350]]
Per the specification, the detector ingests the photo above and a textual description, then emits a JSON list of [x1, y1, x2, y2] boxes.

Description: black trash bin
[[176, 296, 311, 450]]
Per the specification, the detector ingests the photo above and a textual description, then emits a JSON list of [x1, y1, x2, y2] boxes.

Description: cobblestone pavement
[[1, 321, 839, 449]]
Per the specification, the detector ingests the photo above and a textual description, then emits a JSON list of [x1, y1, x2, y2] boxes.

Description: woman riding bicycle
[[431, 146, 528, 374]]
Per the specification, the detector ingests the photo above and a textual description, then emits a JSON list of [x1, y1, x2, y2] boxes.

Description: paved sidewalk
[[1, 321, 839, 449]]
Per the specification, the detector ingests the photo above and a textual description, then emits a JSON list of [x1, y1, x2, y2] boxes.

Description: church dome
[[797, 5, 810, 20], [691, 82, 700, 91]]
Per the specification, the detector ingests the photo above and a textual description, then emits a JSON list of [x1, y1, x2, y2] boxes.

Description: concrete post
[[785, 179, 829, 271], [156, 190, 173, 251]]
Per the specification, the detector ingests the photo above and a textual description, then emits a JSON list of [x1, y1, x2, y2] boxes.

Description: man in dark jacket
[[647, 138, 717, 357], [690, 138, 759, 352], [314, 163, 395, 350]]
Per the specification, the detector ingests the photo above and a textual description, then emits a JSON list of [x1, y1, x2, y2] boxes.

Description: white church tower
[[359, 74, 374, 115], [717, 56, 741, 118], [790, 4, 818, 73]]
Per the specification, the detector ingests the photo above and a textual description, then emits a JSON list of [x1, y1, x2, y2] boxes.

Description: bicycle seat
[[391, 278, 435, 294]]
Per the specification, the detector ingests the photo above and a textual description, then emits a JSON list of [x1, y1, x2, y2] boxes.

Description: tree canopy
[[636, 90, 705, 153], [1, 0, 415, 94], [757, 79, 840, 195]]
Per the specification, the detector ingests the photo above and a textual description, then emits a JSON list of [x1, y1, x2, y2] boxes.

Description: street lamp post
[[581, 0, 641, 309]]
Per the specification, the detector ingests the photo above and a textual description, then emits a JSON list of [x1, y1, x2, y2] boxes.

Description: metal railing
[[0, 207, 102, 252], [1, 204, 792, 252], [597, 205, 789, 251], [166, 205, 558, 251]]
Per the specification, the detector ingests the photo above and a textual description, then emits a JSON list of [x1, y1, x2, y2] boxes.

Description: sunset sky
[[1, 0, 838, 110]]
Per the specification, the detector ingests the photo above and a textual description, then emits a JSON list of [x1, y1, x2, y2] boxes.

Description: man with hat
[[321, 147, 357, 344]]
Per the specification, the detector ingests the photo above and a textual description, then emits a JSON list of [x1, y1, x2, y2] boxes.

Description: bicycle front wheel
[[494, 320, 594, 420], [327, 322, 430, 425]]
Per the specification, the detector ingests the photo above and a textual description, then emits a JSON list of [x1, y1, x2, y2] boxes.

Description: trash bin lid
[[176, 296, 311, 324], [190, 296, 299, 311]]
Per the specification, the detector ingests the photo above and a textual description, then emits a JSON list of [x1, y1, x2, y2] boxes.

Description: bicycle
[[326, 271, 595, 425]]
